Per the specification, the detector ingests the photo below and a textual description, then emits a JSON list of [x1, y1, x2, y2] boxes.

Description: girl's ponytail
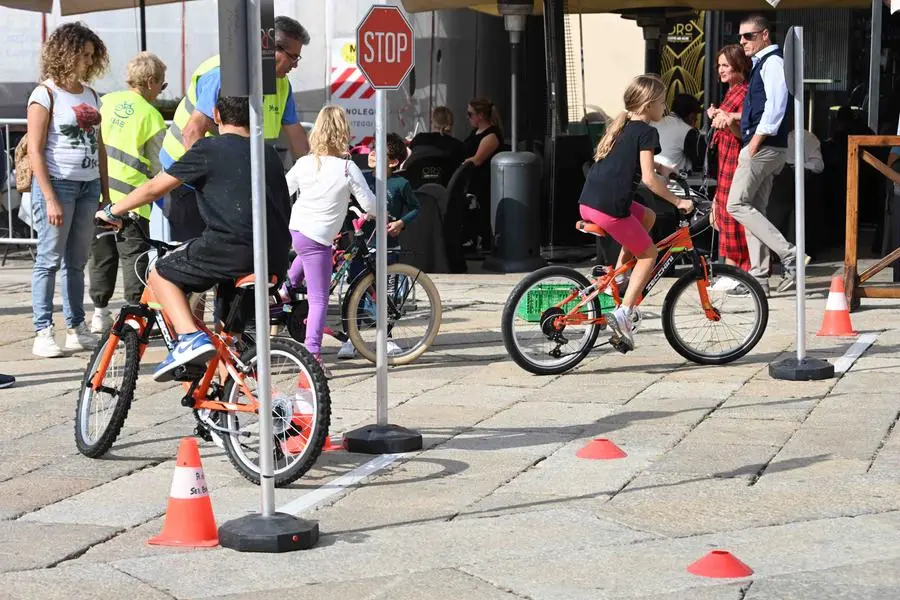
[[593, 111, 628, 161]]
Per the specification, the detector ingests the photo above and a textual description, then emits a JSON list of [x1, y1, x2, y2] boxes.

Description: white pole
[[375, 84, 388, 426], [246, 0, 275, 516], [793, 27, 807, 362]]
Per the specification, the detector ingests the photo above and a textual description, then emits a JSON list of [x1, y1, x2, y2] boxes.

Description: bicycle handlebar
[[94, 213, 180, 254]]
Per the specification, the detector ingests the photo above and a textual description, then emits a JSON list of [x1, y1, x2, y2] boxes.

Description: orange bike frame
[[89, 285, 260, 414], [557, 224, 717, 328]]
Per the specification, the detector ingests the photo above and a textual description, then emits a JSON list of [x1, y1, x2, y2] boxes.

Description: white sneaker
[[386, 340, 402, 357], [65, 323, 98, 351], [710, 277, 739, 292], [33, 327, 63, 358], [337, 340, 358, 360], [607, 307, 635, 351], [91, 308, 113, 334]]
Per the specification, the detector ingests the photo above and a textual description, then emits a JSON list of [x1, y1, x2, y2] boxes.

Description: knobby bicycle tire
[[501, 265, 602, 376], [662, 264, 769, 365], [221, 337, 331, 486], [343, 263, 442, 366], [75, 328, 141, 458]]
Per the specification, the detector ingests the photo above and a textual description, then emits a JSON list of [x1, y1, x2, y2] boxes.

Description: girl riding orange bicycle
[[579, 74, 693, 351]]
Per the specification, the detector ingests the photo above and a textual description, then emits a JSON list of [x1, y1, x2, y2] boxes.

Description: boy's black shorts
[[153, 240, 232, 294]]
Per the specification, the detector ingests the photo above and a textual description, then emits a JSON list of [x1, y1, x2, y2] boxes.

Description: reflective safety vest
[[161, 55, 291, 163], [100, 90, 166, 220]]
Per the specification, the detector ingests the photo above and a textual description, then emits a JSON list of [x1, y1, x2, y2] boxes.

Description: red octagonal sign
[[356, 5, 415, 90]]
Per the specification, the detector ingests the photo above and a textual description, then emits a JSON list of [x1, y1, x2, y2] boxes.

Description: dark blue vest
[[741, 47, 791, 148]]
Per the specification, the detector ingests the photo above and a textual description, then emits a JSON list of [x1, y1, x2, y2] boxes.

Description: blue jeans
[[31, 177, 101, 331]]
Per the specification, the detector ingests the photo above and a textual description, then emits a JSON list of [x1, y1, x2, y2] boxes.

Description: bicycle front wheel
[[221, 337, 331, 487], [344, 263, 442, 366], [501, 266, 604, 376], [75, 328, 140, 458], [662, 264, 768, 365]]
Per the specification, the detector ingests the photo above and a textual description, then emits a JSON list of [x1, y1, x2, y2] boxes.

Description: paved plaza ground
[[0, 253, 898, 599]]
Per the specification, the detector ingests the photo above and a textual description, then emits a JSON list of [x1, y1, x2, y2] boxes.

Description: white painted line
[[276, 453, 405, 516], [833, 332, 879, 374]]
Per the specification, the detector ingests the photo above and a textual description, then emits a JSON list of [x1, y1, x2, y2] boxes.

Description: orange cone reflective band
[[687, 550, 753, 578], [817, 276, 857, 336], [148, 437, 219, 547]]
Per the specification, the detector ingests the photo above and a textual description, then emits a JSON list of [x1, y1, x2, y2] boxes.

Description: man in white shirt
[[652, 94, 705, 174], [726, 14, 805, 296]]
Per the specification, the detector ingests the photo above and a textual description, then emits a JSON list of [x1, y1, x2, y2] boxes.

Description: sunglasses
[[739, 30, 764, 41], [277, 45, 301, 65]]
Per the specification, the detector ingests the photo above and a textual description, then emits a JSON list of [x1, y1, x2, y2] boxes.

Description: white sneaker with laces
[[65, 323, 98, 351], [33, 327, 63, 358], [91, 308, 113, 334], [607, 307, 635, 351], [337, 340, 357, 359], [386, 340, 402, 357], [710, 277, 739, 292]]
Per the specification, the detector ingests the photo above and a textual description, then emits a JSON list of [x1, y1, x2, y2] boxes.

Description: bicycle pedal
[[194, 424, 213, 442], [172, 363, 207, 382], [591, 265, 610, 278]]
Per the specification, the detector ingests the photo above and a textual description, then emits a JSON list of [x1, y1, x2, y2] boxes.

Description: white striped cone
[[817, 276, 857, 336]]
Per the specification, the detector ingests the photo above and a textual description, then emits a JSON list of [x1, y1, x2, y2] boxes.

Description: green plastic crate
[[516, 283, 616, 322]]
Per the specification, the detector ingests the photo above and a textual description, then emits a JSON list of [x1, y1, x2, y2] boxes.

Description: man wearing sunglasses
[[726, 14, 807, 297], [160, 15, 311, 242]]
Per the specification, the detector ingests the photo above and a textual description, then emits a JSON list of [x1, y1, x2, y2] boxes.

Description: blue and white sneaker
[[153, 331, 216, 382]]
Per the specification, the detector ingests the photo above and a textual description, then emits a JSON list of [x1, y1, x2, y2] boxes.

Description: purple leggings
[[286, 231, 332, 355]]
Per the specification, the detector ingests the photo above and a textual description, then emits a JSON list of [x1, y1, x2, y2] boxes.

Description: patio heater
[[483, 0, 547, 273]]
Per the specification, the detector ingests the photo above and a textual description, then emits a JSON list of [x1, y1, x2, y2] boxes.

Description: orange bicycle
[[76, 216, 331, 486], [501, 179, 769, 375]]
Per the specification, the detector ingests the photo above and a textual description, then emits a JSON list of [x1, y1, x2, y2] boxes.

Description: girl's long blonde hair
[[593, 74, 666, 161], [308, 105, 351, 166]]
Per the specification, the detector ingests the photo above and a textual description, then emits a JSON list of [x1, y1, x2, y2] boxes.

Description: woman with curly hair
[[28, 22, 110, 357]]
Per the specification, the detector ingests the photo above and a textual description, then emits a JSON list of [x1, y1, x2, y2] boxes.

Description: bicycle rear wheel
[[75, 328, 140, 458], [220, 337, 330, 486], [662, 264, 768, 365], [501, 266, 605, 376], [343, 263, 442, 366]]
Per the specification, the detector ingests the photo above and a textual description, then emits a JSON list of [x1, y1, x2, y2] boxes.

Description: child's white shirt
[[284, 155, 377, 246]]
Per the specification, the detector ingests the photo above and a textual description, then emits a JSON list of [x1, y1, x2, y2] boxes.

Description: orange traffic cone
[[148, 437, 219, 547], [817, 276, 858, 336]]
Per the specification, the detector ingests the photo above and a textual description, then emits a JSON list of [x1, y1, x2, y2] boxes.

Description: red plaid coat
[[713, 82, 751, 270]]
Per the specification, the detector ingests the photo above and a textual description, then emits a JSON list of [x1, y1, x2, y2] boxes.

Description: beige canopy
[[0, 0, 193, 16], [401, 0, 872, 15]]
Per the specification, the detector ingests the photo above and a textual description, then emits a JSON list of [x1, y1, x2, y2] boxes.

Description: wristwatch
[[103, 203, 122, 222]]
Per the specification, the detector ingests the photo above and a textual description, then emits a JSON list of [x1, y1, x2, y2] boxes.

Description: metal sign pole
[[769, 26, 833, 382], [342, 2, 422, 454], [793, 27, 807, 363], [375, 85, 389, 428], [217, 0, 319, 552]]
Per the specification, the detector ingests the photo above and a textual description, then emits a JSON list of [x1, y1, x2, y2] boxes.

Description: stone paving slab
[[2, 259, 900, 598], [0, 521, 118, 573], [0, 563, 172, 599]]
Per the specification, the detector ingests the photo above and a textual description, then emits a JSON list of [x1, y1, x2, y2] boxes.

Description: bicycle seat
[[576, 220, 606, 238], [235, 273, 279, 288]]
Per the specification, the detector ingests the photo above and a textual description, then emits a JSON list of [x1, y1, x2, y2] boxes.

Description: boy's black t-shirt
[[165, 133, 292, 278], [579, 120, 661, 218]]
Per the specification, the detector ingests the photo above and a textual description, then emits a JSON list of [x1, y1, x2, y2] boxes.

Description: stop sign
[[356, 5, 415, 90]]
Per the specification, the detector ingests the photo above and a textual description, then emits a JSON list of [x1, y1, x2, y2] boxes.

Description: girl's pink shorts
[[579, 202, 653, 256]]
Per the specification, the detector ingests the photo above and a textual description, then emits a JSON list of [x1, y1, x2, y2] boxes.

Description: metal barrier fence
[[0, 119, 34, 251]]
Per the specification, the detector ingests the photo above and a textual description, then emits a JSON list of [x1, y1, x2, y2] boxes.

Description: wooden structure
[[844, 135, 900, 311]]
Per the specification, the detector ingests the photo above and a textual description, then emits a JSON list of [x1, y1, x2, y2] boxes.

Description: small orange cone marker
[[817, 276, 858, 336], [687, 550, 753, 578], [148, 437, 219, 547], [576, 438, 627, 459]]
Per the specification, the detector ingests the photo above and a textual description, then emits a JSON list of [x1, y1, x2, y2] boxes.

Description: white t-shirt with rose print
[[27, 81, 102, 181]]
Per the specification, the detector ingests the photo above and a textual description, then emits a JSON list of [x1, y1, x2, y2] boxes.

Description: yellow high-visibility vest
[[161, 55, 291, 163], [100, 89, 166, 219]]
